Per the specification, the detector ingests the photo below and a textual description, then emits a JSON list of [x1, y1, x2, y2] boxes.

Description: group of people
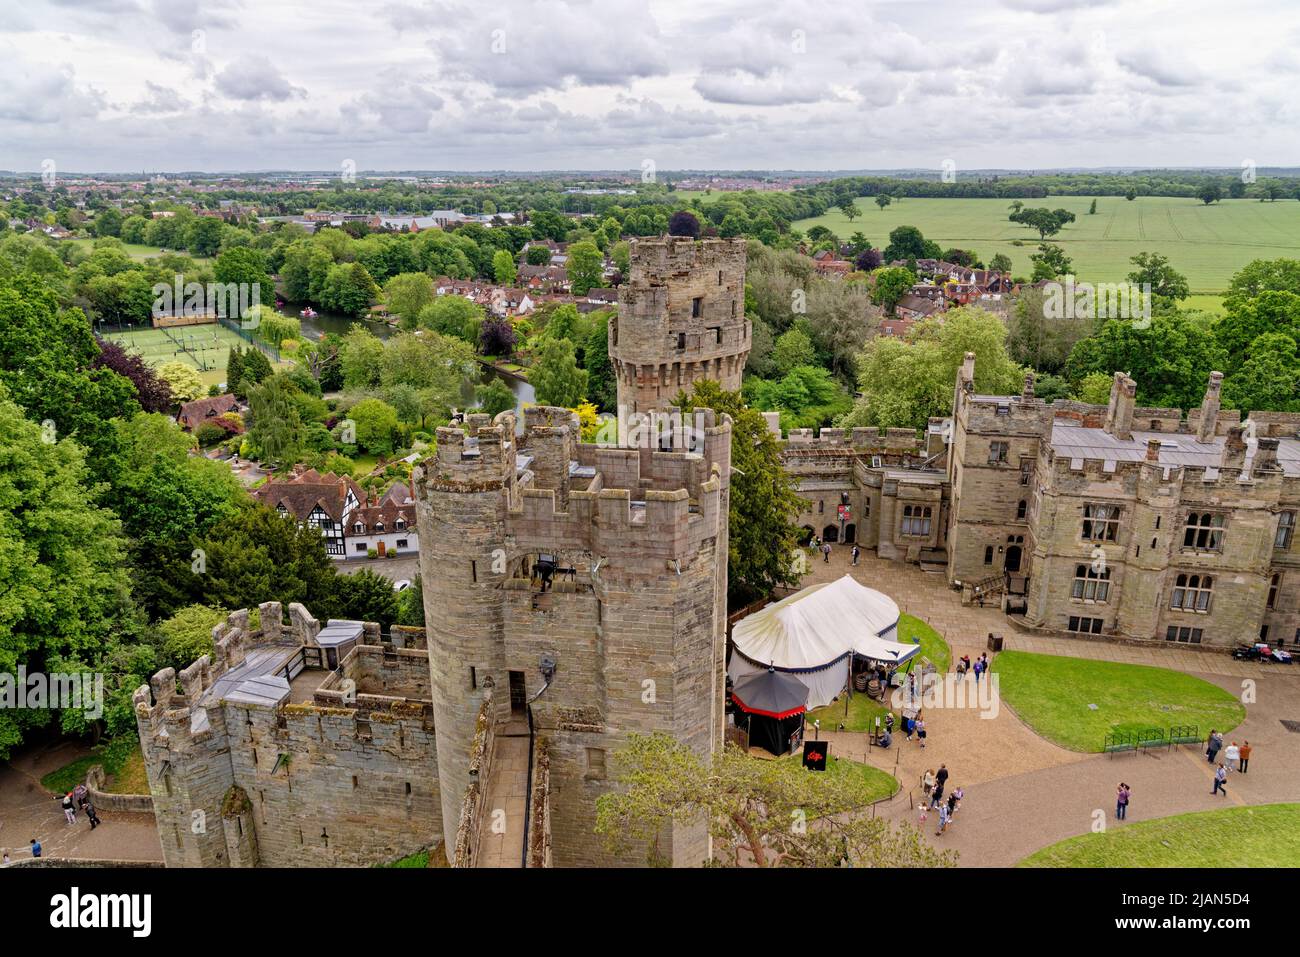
[[956, 653, 991, 682], [807, 537, 862, 566], [1206, 730, 1254, 796], [60, 784, 101, 830], [921, 764, 964, 835]]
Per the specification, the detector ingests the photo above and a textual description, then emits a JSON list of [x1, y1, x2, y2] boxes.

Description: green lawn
[[804, 613, 949, 731], [992, 651, 1245, 753], [1020, 804, 1300, 867], [781, 753, 898, 802], [41, 738, 149, 795], [66, 237, 213, 265], [795, 196, 1300, 293]]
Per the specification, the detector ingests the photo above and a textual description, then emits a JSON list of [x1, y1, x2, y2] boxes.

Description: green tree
[[989, 253, 1013, 274], [1214, 290, 1300, 372], [348, 397, 401, 456], [1127, 252, 1190, 302], [417, 295, 484, 344], [339, 325, 387, 390], [526, 245, 552, 266], [475, 378, 516, 417], [870, 266, 915, 315], [566, 240, 604, 296], [1198, 183, 1223, 205], [213, 246, 273, 309], [158, 604, 228, 670], [321, 262, 380, 318], [1224, 258, 1300, 307], [595, 733, 955, 868], [0, 395, 142, 756], [247, 374, 306, 468], [1075, 371, 1114, 404], [840, 307, 1026, 430], [492, 248, 517, 286], [677, 381, 803, 603], [383, 272, 435, 329], [322, 569, 400, 631], [1029, 243, 1072, 281], [186, 216, 225, 257], [1066, 313, 1226, 409], [583, 313, 617, 411], [156, 360, 205, 402], [875, 194, 892, 211], [531, 338, 588, 407], [771, 326, 817, 375], [1222, 333, 1300, 414]]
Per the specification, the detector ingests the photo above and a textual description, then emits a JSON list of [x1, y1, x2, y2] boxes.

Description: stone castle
[[610, 236, 750, 411], [132, 233, 1298, 869], [134, 236, 736, 867], [781, 357, 1300, 649]]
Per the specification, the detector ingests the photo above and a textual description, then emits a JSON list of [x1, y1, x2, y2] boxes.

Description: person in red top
[[1239, 741, 1253, 774]]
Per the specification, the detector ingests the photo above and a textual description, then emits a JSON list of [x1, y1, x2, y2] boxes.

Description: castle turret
[[412, 412, 519, 854], [610, 236, 749, 412]]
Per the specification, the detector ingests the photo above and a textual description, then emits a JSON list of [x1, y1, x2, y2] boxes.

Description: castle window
[[1182, 512, 1225, 552], [1165, 626, 1203, 644], [1276, 511, 1296, 550], [1081, 503, 1120, 542], [1068, 616, 1104, 635], [585, 748, 607, 781], [677, 332, 686, 350], [691, 296, 703, 318], [818, 500, 824, 514], [984, 545, 994, 565], [901, 505, 932, 537], [1268, 573, 1281, 610], [1016, 500, 1027, 521], [718, 270, 723, 286], [1071, 564, 1111, 603], [1019, 460, 1032, 486], [1171, 573, 1214, 612], [987, 441, 1009, 464]]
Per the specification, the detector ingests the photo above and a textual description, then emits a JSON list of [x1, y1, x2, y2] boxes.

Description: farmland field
[[794, 196, 1300, 292]]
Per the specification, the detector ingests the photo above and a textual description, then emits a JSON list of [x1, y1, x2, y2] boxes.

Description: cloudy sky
[[1, 0, 1296, 173]]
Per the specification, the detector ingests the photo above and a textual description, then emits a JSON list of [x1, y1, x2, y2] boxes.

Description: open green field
[[102, 323, 263, 387], [1020, 804, 1300, 867], [66, 237, 213, 264], [805, 613, 949, 731], [795, 196, 1300, 292], [992, 651, 1244, 753], [780, 753, 899, 802]]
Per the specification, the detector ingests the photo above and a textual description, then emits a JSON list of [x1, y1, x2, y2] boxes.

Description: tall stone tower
[[413, 405, 733, 866], [610, 236, 750, 412]]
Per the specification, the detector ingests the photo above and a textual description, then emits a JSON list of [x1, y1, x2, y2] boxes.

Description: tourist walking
[[1224, 741, 1240, 771], [86, 800, 101, 831], [935, 801, 951, 836], [1205, 729, 1222, 763], [1212, 763, 1228, 796], [61, 792, 76, 824], [950, 786, 964, 815], [821, 542, 832, 563], [30, 839, 41, 858], [916, 716, 927, 748], [1240, 741, 1252, 774], [851, 544, 860, 566], [1116, 782, 1131, 820], [922, 768, 936, 796]]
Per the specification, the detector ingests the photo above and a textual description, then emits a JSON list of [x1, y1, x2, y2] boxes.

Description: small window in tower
[[470, 666, 477, 690], [691, 296, 702, 318], [718, 270, 723, 285], [677, 332, 686, 350]]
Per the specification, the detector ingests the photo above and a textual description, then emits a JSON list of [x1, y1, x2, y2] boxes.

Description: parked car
[[1232, 644, 1262, 660]]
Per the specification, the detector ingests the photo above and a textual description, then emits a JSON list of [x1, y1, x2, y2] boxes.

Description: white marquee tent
[[728, 575, 918, 709]]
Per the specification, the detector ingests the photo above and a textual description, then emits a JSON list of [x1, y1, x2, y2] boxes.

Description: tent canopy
[[732, 668, 808, 720], [731, 575, 915, 672]]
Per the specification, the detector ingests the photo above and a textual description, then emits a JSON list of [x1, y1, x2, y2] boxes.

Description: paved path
[[0, 742, 162, 865], [476, 729, 529, 868], [793, 548, 1300, 865]]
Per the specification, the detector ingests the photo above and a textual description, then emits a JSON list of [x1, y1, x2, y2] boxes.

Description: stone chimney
[[1021, 372, 1035, 401], [1196, 371, 1224, 443], [1221, 424, 1247, 470], [1103, 372, 1136, 441], [1255, 436, 1281, 473], [1146, 438, 1161, 462], [953, 351, 976, 414]]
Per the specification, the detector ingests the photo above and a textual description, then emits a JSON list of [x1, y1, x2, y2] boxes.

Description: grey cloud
[[214, 55, 305, 101]]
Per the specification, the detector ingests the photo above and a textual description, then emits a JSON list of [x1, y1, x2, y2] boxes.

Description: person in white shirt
[[1224, 742, 1240, 771]]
